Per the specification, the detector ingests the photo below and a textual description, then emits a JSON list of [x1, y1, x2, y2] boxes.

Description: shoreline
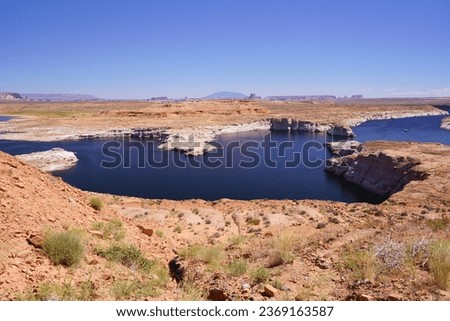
[[1, 107, 447, 144]]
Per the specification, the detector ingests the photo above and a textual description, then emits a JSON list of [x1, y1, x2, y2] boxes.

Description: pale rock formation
[[16, 148, 78, 172], [441, 117, 450, 130], [324, 140, 362, 156], [327, 125, 356, 137]]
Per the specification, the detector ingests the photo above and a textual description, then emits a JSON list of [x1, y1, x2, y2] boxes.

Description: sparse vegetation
[[339, 248, 378, 281], [228, 235, 245, 247], [272, 279, 284, 290], [89, 197, 103, 210], [251, 266, 270, 284], [155, 230, 164, 238], [269, 231, 297, 266], [92, 218, 126, 241], [246, 217, 260, 225], [375, 238, 406, 270], [42, 229, 84, 267], [173, 225, 182, 233], [227, 259, 248, 276], [426, 217, 450, 231], [19, 280, 94, 301], [181, 278, 205, 301], [178, 244, 223, 268], [95, 243, 158, 274], [111, 279, 163, 299], [428, 240, 450, 290]]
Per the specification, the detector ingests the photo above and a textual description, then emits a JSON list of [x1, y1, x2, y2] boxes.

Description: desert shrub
[[90, 197, 103, 210], [270, 231, 297, 266], [428, 240, 450, 290], [426, 218, 450, 231], [375, 238, 406, 270], [95, 244, 154, 272], [339, 248, 378, 281], [92, 218, 126, 241], [246, 217, 260, 225], [272, 279, 284, 290], [43, 230, 84, 267], [251, 266, 270, 284], [228, 235, 245, 247], [181, 277, 205, 301], [155, 230, 164, 238], [112, 279, 161, 299], [198, 245, 223, 267], [19, 280, 94, 301], [178, 244, 223, 268], [173, 225, 182, 233], [227, 259, 248, 276]]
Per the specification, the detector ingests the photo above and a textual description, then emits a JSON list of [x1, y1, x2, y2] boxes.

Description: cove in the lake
[[0, 113, 448, 203], [0, 116, 14, 122]]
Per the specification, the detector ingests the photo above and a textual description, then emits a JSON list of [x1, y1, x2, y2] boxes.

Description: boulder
[[263, 284, 278, 297], [208, 288, 229, 301], [27, 233, 43, 248], [137, 225, 153, 237]]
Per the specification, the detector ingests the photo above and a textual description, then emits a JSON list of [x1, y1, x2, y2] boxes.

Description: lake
[[0, 113, 448, 203]]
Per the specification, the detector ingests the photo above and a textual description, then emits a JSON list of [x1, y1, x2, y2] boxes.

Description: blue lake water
[[0, 116, 14, 122], [353, 114, 450, 145], [0, 112, 448, 203]]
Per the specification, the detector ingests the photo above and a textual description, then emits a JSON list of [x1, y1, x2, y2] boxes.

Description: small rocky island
[[17, 148, 78, 172]]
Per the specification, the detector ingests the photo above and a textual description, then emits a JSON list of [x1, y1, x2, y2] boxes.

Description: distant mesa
[[20, 93, 101, 102], [0, 92, 23, 101], [203, 91, 248, 100], [266, 95, 337, 101], [248, 93, 262, 100], [150, 96, 170, 101]]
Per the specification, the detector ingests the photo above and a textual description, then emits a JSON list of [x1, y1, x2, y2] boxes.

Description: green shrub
[[426, 218, 450, 231], [429, 240, 450, 290], [339, 248, 378, 281], [92, 219, 126, 241], [251, 266, 270, 283], [90, 197, 103, 210], [43, 230, 84, 267], [199, 246, 223, 266], [19, 280, 94, 301], [95, 244, 154, 272], [181, 278, 205, 301], [270, 231, 297, 265], [227, 259, 248, 276], [178, 244, 223, 268], [228, 235, 245, 247], [112, 280, 160, 299]]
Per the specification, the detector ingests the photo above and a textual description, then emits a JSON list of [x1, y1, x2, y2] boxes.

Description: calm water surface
[[0, 112, 448, 203]]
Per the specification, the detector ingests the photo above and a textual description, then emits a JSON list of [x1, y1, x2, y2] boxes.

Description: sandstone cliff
[[325, 142, 450, 198]]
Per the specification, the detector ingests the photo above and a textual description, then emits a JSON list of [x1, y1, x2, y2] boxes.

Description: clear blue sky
[[1, 0, 449, 99]]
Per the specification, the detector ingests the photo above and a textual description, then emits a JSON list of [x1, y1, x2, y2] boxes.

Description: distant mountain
[[21, 93, 101, 101], [203, 91, 248, 99], [0, 92, 23, 101]]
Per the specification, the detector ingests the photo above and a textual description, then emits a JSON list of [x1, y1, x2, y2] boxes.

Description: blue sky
[[1, 0, 449, 99]]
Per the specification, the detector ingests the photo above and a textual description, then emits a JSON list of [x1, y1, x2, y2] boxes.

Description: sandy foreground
[[0, 99, 449, 301]]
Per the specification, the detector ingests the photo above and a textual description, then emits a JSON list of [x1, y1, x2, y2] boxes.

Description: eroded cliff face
[[441, 116, 450, 130], [270, 118, 356, 137], [325, 147, 428, 196]]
